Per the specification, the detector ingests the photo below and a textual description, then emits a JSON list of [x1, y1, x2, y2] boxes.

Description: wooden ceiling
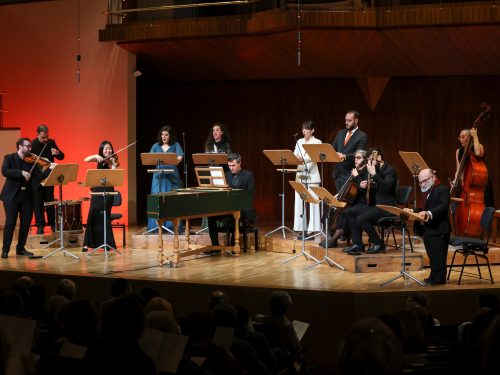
[[100, 3, 500, 81]]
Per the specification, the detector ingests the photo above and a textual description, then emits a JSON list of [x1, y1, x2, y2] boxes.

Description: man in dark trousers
[[208, 153, 256, 249], [344, 148, 398, 255], [409, 169, 451, 285], [31, 124, 65, 234], [331, 110, 368, 193], [1, 138, 54, 258]]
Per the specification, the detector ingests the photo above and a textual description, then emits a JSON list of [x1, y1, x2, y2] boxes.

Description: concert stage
[[1, 224, 500, 371]]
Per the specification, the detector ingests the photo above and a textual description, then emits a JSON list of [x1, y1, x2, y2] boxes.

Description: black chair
[[376, 185, 414, 252], [110, 191, 126, 246], [447, 206, 495, 284]]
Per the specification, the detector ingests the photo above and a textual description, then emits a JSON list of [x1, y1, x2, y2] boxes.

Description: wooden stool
[[492, 210, 500, 244]]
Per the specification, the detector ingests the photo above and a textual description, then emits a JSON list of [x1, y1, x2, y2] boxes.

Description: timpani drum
[[63, 200, 83, 233]]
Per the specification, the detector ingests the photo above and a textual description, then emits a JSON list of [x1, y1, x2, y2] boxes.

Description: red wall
[[0, 0, 133, 223]]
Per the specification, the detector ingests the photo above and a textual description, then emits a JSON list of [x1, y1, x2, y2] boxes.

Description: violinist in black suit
[[331, 110, 368, 193], [344, 148, 398, 255], [208, 153, 256, 250], [31, 124, 65, 234], [1, 138, 55, 258], [406, 169, 451, 285]]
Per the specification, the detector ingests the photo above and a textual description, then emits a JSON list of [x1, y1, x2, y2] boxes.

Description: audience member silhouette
[[336, 317, 405, 375], [55, 279, 76, 300], [213, 303, 269, 374]]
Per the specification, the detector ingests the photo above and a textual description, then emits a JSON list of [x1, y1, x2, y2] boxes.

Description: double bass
[[450, 103, 491, 237]]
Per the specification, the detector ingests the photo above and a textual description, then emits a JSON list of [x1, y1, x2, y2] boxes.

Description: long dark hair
[[157, 125, 177, 146], [204, 122, 231, 150], [98, 140, 114, 158]]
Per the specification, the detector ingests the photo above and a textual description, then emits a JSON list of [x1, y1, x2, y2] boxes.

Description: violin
[[24, 153, 52, 168], [108, 156, 120, 168]]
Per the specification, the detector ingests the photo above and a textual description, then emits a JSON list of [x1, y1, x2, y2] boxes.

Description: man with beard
[[343, 147, 398, 255], [331, 110, 368, 193], [406, 169, 451, 285], [1, 138, 55, 258]]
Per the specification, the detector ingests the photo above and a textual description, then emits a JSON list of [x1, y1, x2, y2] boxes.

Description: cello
[[450, 103, 491, 237]]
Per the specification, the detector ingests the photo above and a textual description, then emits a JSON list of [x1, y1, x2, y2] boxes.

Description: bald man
[[408, 169, 451, 285]]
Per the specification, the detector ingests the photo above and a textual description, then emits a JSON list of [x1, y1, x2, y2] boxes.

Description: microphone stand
[[182, 132, 188, 188], [294, 134, 313, 240]]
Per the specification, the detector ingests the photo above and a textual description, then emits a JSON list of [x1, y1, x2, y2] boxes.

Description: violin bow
[[28, 142, 48, 175], [102, 140, 138, 162]]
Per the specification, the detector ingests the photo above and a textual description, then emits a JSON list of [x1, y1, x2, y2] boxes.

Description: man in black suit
[[331, 110, 368, 193], [344, 148, 398, 255], [1, 138, 54, 258], [31, 124, 65, 234], [208, 153, 256, 249], [409, 169, 451, 285]]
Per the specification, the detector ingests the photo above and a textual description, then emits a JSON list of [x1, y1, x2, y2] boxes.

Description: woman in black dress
[[82, 141, 118, 252], [204, 123, 232, 154]]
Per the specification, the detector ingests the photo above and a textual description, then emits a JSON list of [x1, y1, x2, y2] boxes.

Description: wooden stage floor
[[1, 223, 498, 293], [1, 223, 500, 370]]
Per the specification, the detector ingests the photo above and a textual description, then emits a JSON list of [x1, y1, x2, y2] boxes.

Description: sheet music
[[292, 320, 309, 342]]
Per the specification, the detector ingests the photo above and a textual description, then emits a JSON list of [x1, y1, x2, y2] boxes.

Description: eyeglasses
[[418, 176, 432, 185]]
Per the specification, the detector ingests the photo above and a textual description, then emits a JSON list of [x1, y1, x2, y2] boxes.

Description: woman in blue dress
[[147, 126, 184, 232]]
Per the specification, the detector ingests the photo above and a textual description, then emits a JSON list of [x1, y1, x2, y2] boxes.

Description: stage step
[[264, 236, 320, 253], [28, 233, 84, 249], [318, 248, 423, 273], [131, 231, 260, 251]]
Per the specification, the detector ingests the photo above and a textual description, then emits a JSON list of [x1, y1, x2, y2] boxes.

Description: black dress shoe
[[423, 277, 431, 283], [367, 244, 386, 254], [346, 244, 364, 255], [16, 249, 34, 256], [297, 233, 312, 241], [36, 227, 44, 234], [82, 247, 88, 252], [1, 252, 8, 259], [343, 244, 360, 253]]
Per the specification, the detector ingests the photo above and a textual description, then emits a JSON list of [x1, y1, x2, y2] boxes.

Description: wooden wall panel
[[136, 76, 499, 225]]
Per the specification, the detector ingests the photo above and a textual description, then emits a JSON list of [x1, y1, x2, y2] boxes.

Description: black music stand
[[141, 152, 179, 235], [263, 150, 300, 239], [284, 181, 321, 266], [377, 205, 427, 287], [398, 152, 429, 211], [192, 153, 229, 234], [302, 143, 342, 241], [309, 186, 345, 270], [41, 164, 80, 260], [83, 169, 124, 257]]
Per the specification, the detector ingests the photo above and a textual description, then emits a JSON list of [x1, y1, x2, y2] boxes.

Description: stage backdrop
[[136, 75, 499, 225], [0, 0, 135, 224]]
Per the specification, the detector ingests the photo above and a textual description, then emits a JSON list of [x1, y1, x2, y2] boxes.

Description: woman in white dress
[[293, 121, 322, 235]]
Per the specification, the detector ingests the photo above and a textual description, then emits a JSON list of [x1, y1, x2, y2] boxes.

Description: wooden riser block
[[131, 233, 261, 251], [28, 233, 84, 249]]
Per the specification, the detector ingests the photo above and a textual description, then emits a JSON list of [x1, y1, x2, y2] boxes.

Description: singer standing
[[331, 111, 368, 193], [31, 124, 65, 234], [293, 121, 322, 236], [147, 126, 184, 232], [204, 123, 232, 154]]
